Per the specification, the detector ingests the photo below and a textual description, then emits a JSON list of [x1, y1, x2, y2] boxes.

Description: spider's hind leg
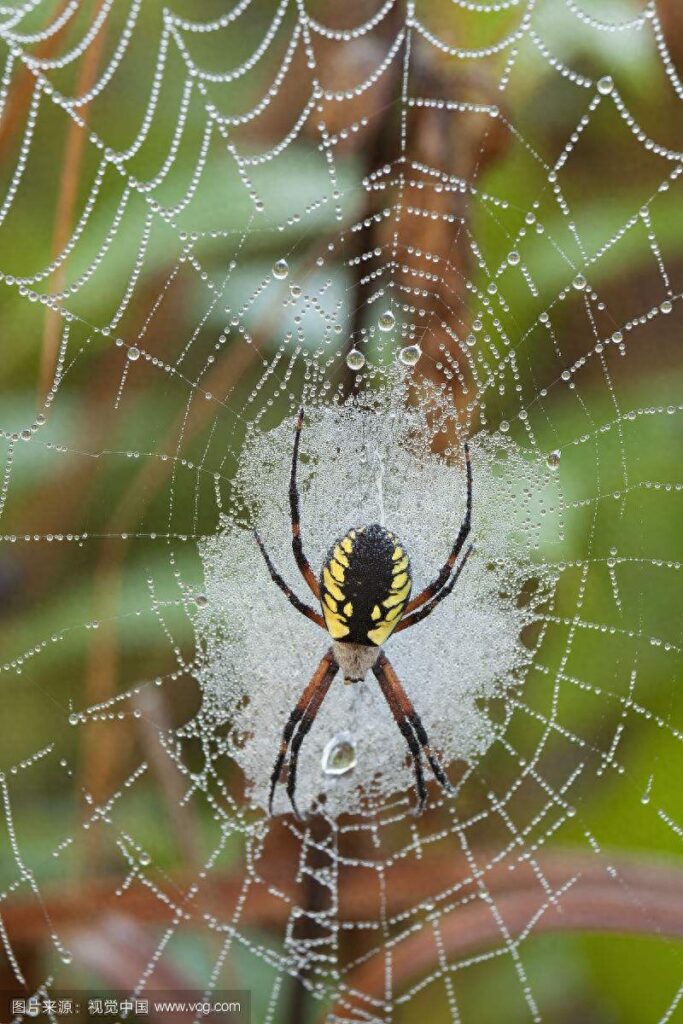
[[268, 649, 338, 818], [373, 653, 454, 812], [395, 717, 428, 814], [408, 713, 456, 795]]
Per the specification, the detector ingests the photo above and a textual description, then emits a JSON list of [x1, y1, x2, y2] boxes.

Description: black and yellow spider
[[255, 408, 473, 818]]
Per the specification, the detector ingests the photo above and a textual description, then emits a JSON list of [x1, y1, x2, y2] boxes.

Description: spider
[[254, 407, 473, 818]]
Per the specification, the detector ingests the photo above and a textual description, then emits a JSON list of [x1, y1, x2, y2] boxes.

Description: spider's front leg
[[254, 531, 325, 629], [373, 652, 454, 814], [269, 649, 339, 819], [403, 442, 472, 616], [289, 406, 321, 599]]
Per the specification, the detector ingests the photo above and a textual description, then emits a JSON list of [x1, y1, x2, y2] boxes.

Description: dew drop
[[194, 594, 209, 607], [378, 310, 395, 332], [547, 449, 561, 470], [127, 346, 140, 361], [273, 259, 289, 280], [572, 274, 586, 291], [507, 251, 520, 266], [322, 732, 357, 776], [346, 348, 366, 371], [398, 344, 421, 367], [597, 75, 614, 95]]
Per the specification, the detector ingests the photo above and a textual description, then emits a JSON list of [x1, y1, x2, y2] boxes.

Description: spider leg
[[370, 651, 436, 811], [268, 649, 338, 817], [395, 544, 474, 634], [372, 664, 426, 812], [286, 662, 337, 819], [254, 531, 325, 629], [289, 406, 321, 599], [373, 653, 451, 813], [404, 442, 472, 614]]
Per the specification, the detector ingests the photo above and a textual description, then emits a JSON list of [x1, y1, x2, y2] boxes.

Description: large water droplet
[[597, 75, 614, 95], [398, 344, 421, 367], [346, 348, 366, 371], [572, 274, 586, 291], [378, 310, 395, 332], [507, 251, 520, 266], [273, 259, 289, 280], [127, 346, 140, 361], [322, 732, 357, 776]]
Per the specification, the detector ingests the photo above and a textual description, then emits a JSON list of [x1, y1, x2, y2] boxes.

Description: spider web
[[0, 1, 682, 1022]]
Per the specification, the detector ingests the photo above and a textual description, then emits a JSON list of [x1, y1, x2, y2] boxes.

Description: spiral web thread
[[0, 1, 682, 1022]]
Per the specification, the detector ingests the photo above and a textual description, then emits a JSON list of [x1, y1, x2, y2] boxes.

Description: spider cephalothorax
[[254, 407, 473, 818]]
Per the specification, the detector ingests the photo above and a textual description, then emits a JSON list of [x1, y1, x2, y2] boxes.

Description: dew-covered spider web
[[1, 0, 683, 1021]]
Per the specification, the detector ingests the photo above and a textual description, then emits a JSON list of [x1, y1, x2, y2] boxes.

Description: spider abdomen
[[319, 523, 412, 646]]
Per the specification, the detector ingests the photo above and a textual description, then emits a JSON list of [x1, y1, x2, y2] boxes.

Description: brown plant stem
[[325, 849, 683, 1019], [284, 814, 336, 1024], [3, 849, 682, 954]]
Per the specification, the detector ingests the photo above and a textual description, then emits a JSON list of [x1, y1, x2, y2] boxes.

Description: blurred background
[[0, 0, 682, 1021]]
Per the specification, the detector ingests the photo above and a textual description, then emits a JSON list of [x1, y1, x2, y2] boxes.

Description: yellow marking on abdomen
[[341, 536, 353, 554], [368, 619, 398, 646], [371, 604, 381, 620], [333, 546, 349, 567], [329, 559, 345, 583], [325, 611, 350, 639], [343, 601, 353, 617], [324, 593, 338, 613], [392, 546, 404, 561], [392, 572, 408, 589], [323, 568, 344, 601], [383, 581, 411, 609]]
